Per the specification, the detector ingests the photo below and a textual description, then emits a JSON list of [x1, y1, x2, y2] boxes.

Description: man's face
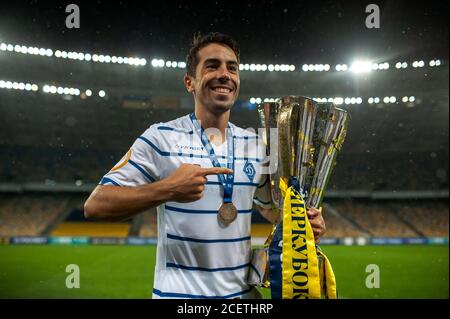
[[185, 43, 240, 114]]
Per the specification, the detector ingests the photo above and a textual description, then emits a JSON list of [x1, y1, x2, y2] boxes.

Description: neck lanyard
[[189, 113, 235, 203]]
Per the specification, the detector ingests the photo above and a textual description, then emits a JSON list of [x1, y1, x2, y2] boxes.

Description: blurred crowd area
[[0, 194, 447, 238], [0, 145, 448, 191]]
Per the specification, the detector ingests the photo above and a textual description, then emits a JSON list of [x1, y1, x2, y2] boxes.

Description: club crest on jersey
[[111, 149, 132, 171], [243, 161, 256, 182]]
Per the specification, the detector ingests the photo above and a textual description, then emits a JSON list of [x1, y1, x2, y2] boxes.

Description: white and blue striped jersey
[[100, 114, 272, 299]]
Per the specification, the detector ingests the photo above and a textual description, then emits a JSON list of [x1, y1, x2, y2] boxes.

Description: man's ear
[[184, 74, 195, 93]]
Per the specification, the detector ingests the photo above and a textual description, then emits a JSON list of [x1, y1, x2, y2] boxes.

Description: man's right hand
[[162, 164, 233, 203]]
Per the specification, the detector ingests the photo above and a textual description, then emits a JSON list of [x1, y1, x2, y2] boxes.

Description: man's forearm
[[84, 181, 172, 221]]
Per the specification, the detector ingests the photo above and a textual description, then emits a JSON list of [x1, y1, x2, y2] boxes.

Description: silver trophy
[[248, 96, 349, 291], [258, 95, 350, 212]]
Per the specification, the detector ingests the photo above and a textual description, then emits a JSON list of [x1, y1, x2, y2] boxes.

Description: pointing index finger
[[200, 167, 234, 176]]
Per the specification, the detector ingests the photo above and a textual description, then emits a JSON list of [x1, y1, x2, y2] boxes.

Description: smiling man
[[84, 32, 326, 299]]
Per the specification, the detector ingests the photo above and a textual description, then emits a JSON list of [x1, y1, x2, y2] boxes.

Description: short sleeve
[[253, 174, 272, 209], [99, 125, 160, 187]]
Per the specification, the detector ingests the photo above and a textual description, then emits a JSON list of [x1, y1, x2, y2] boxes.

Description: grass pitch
[[0, 245, 447, 298]]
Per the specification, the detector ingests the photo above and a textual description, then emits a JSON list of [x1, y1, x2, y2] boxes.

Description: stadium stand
[[0, 194, 72, 236]]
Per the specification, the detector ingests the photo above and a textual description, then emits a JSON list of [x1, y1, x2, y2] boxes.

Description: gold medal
[[218, 202, 238, 226]]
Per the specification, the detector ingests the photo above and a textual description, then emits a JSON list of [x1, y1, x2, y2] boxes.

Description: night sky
[[0, 0, 448, 63]]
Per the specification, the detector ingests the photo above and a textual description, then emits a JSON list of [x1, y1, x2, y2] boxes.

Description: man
[[84, 32, 326, 299]]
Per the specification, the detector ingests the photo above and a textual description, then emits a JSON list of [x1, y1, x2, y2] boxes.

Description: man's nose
[[217, 65, 231, 81]]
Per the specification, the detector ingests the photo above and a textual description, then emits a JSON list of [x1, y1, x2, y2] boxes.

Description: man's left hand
[[307, 207, 326, 244]]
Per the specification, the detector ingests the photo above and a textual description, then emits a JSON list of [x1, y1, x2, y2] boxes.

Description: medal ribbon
[[190, 113, 235, 203]]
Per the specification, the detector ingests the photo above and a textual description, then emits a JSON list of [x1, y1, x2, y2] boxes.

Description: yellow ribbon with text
[[279, 178, 337, 299]]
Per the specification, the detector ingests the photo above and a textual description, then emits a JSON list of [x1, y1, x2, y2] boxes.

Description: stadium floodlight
[[151, 59, 159, 67], [418, 60, 424, 67], [140, 58, 147, 66], [55, 50, 62, 57], [429, 60, 436, 67], [368, 97, 374, 104], [46, 49, 53, 57], [383, 96, 390, 103], [409, 96, 415, 102], [98, 55, 105, 63], [344, 98, 351, 105], [57, 87, 64, 94], [50, 86, 57, 94], [261, 64, 268, 71], [335, 64, 342, 72], [0, 80, 7, 88], [255, 64, 262, 71], [104, 55, 111, 63], [341, 64, 348, 71], [334, 97, 344, 105], [24, 83, 31, 91], [412, 61, 418, 68], [402, 62, 407, 68], [255, 97, 262, 104], [83, 53, 91, 61], [324, 64, 330, 71], [351, 60, 373, 73], [374, 97, 380, 103], [250, 64, 256, 71], [5, 81, 13, 89], [43, 85, 50, 93], [435, 59, 441, 66], [356, 97, 363, 104], [31, 84, 38, 91], [395, 62, 402, 69], [178, 61, 186, 68], [98, 90, 106, 97], [85, 89, 92, 96], [250, 97, 256, 104], [389, 96, 396, 103], [274, 64, 280, 71], [302, 64, 309, 72], [117, 56, 123, 64], [0, 43, 6, 51], [268, 64, 274, 71], [402, 96, 408, 102], [239, 64, 244, 71]]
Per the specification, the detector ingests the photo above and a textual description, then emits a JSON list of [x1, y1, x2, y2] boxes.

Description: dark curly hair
[[186, 32, 240, 77]]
